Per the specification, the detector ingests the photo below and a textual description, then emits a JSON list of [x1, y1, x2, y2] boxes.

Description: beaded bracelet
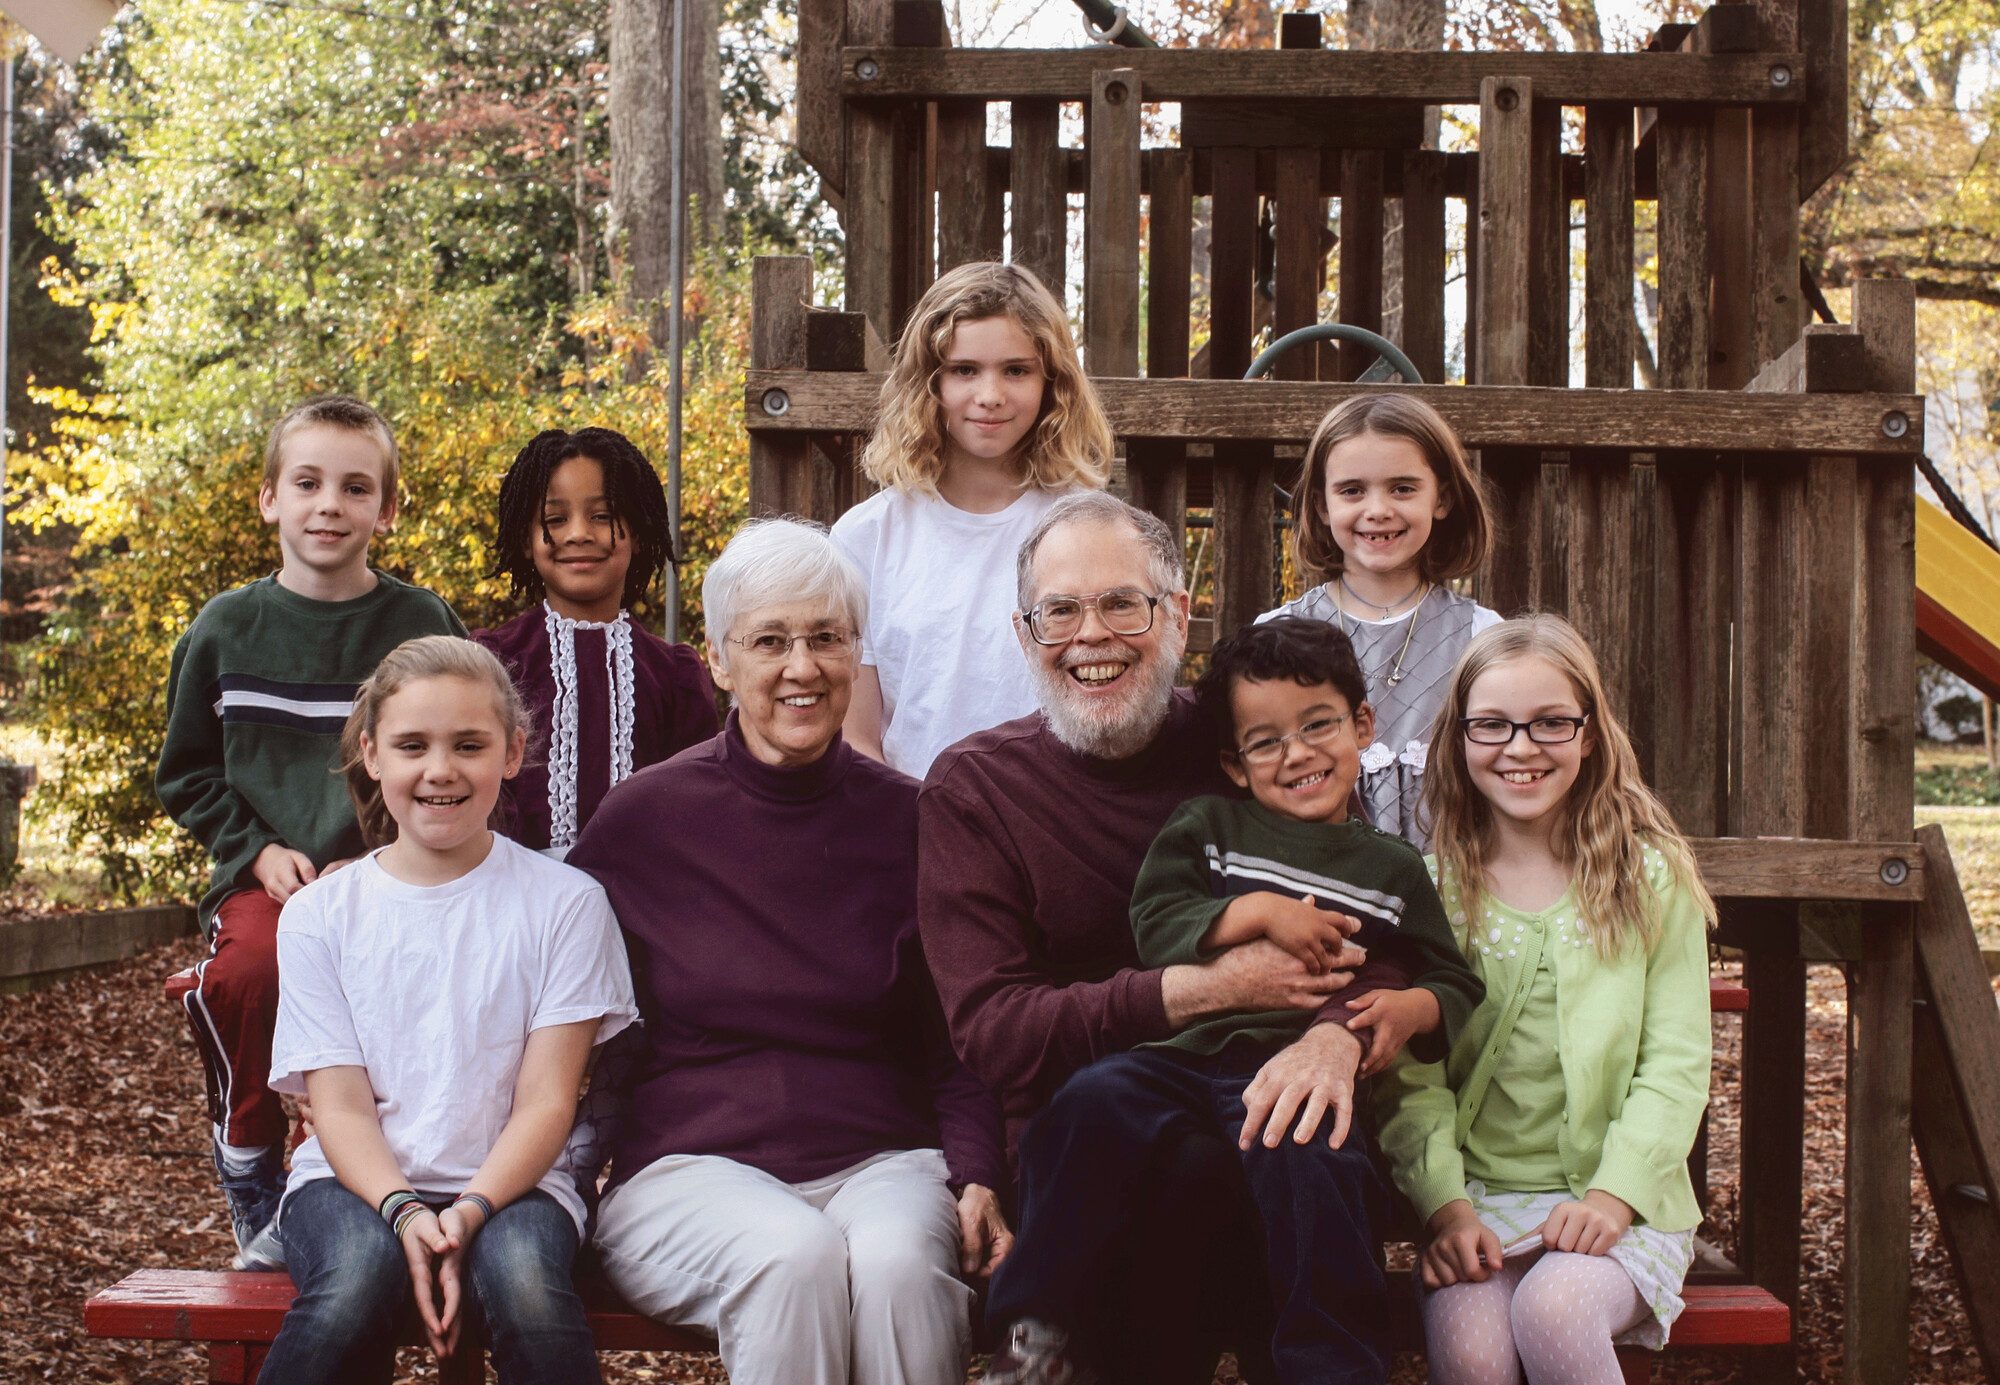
[[453, 1192, 496, 1225]]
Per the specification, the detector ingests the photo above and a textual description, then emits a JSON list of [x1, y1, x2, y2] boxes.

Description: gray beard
[[1028, 627, 1186, 762]]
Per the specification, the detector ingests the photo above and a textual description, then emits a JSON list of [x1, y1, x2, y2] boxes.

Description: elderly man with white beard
[[918, 492, 1406, 1385]]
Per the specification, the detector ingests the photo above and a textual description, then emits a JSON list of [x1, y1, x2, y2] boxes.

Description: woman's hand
[[1421, 1199, 1502, 1289], [399, 1208, 464, 1358], [1543, 1190, 1633, 1256], [956, 1183, 1013, 1281], [1345, 987, 1441, 1077]]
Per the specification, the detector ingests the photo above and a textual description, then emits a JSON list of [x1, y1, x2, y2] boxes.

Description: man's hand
[[399, 1208, 462, 1358], [1543, 1190, 1633, 1256], [956, 1183, 1013, 1281], [1162, 939, 1361, 1028], [1420, 1199, 1503, 1289], [1345, 987, 1441, 1076], [1239, 1021, 1362, 1152], [252, 843, 317, 905]]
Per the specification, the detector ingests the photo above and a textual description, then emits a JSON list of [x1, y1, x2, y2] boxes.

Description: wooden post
[[1654, 106, 1711, 389], [1339, 150, 1385, 380], [1274, 147, 1324, 381], [1709, 102, 1756, 389], [748, 256, 815, 519], [1209, 147, 1258, 379], [1011, 98, 1065, 303], [936, 98, 991, 273], [1146, 149, 1193, 379], [1475, 77, 1532, 386], [1650, 458, 1732, 837], [1845, 277, 1917, 1385], [844, 0, 897, 341], [1208, 145, 1270, 640], [796, 0, 846, 194], [1799, 0, 1847, 196], [1528, 95, 1567, 387], [1753, 0, 1804, 370], [1563, 454, 1635, 720], [1583, 106, 1634, 389], [1086, 69, 1142, 378], [1398, 149, 1447, 384]]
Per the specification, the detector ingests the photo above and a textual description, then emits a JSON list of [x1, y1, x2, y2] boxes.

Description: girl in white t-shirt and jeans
[[834, 261, 1114, 778], [262, 636, 637, 1385]]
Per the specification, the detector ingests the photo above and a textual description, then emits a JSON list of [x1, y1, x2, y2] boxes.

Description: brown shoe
[[984, 1320, 1097, 1385]]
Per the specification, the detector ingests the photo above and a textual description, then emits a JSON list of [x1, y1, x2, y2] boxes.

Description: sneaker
[[232, 1217, 285, 1272], [212, 1138, 286, 1269], [983, 1319, 1096, 1385]]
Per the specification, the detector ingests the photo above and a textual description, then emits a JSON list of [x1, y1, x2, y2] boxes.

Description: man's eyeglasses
[[726, 629, 861, 663], [1460, 715, 1590, 745], [1024, 588, 1168, 646], [1231, 715, 1353, 766]]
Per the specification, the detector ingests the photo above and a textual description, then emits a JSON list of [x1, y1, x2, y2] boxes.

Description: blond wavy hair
[[1421, 615, 1715, 957], [861, 262, 1112, 496]]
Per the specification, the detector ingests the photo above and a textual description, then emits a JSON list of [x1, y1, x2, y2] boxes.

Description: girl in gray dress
[[1260, 394, 1497, 849]]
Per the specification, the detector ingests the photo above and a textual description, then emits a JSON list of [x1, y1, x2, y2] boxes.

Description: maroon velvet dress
[[472, 606, 720, 853]]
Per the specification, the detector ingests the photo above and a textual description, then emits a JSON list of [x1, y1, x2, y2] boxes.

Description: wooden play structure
[[738, 0, 2000, 1381]]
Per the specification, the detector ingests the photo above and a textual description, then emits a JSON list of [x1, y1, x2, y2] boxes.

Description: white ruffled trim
[[543, 604, 638, 849]]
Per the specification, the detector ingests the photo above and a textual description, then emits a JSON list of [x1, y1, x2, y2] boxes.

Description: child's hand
[[1542, 1190, 1633, 1256], [1346, 987, 1442, 1076], [1261, 894, 1365, 974], [252, 843, 318, 904], [399, 1208, 462, 1358], [1421, 1199, 1502, 1289]]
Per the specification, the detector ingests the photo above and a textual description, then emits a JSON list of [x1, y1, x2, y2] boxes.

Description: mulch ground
[[0, 938, 1987, 1383]]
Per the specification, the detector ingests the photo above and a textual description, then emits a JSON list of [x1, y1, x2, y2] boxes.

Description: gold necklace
[[1334, 583, 1431, 687]]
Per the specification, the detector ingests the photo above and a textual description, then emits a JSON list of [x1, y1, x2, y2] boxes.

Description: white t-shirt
[[269, 834, 638, 1236], [832, 484, 1072, 778]]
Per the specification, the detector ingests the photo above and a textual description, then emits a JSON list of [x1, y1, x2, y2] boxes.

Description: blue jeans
[[258, 1179, 601, 1385], [990, 1045, 1391, 1385]]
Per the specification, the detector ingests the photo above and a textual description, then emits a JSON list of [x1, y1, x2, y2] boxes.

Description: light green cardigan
[[1374, 842, 1713, 1233]]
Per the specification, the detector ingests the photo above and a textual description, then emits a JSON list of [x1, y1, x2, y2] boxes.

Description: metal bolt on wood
[[1882, 410, 1909, 439], [1881, 857, 1910, 886], [857, 57, 879, 80], [1769, 65, 1792, 87], [762, 388, 792, 416]]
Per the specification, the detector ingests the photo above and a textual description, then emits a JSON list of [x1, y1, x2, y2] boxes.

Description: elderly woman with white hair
[[567, 518, 1012, 1385]]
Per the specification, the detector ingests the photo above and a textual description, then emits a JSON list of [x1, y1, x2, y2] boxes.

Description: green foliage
[[20, 0, 754, 903], [1917, 763, 2000, 806]]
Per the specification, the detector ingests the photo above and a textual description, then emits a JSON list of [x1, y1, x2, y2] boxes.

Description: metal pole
[[664, 0, 687, 643]]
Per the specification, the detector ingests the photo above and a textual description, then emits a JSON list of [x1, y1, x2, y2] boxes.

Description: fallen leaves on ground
[[1, 942, 1988, 1382]]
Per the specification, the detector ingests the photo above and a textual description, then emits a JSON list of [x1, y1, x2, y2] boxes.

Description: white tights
[[1421, 1250, 1649, 1385]]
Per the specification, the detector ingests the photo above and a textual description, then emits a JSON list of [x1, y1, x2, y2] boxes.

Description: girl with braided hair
[[473, 427, 718, 858]]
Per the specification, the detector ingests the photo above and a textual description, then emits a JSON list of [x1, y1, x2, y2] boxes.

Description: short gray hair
[[703, 517, 870, 646], [1015, 492, 1186, 610]]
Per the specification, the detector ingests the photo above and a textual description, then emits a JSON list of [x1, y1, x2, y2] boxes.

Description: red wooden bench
[[1711, 977, 1751, 1012], [86, 1267, 1787, 1382]]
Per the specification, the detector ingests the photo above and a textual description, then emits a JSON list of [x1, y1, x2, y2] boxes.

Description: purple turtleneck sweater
[[568, 714, 1007, 1196]]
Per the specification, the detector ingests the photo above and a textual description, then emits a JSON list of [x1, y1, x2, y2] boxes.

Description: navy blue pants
[[990, 1045, 1392, 1385], [258, 1180, 601, 1385]]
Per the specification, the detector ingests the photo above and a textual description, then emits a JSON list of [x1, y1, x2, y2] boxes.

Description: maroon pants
[[164, 888, 287, 1149]]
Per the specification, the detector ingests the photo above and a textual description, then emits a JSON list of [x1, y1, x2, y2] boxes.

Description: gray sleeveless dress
[[1257, 584, 1501, 850]]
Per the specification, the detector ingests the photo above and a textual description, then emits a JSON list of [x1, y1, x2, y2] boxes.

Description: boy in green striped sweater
[[158, 397, 465, 1269]]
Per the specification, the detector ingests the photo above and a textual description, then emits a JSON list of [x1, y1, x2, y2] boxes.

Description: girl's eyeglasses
[[1231, 714, 1352, 765], [1460, 715, 1590, 745]]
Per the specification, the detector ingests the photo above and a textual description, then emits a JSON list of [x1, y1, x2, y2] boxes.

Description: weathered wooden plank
[[1010, 98, 1065, 304], [1274, 147, 1324, 382], [1212, 449, 1276, 641], [841, 48, 1807, 104], [1086, 69, 1142, 378], [983, 146, 1008, 262], [1752, 0, 1804, 372], [1733, 454, 1808, 837], [1563, 454, 1635, 719], [1397, 150, 1447, 386], [1737, 904, 1807, 1323], [1146, 149, 1193, 379], [1690, 838, 1927, 900], [1708, 104, 1755, 389], [1534, 457, 1570, 612], [1339, 149, 1385, 380], [1798, 0, 1846, 195], [1476, 77, 1533, 386], [805, 309, 891, 373], [1583, 105, 1635, 389], [1696, 2, 1764, 51], [890, 98, 936, 327], [797, 0, 847, 192], [1744, 324, 1868, 393], [1911, 987, 2000, 1384], [1528, 96, 1568, 387], [935, 98, 992, 273], [1655, 105, 1711, 389], [1801, 457, 1858, 841], [749, 257, 816, 520], [1481, 449, 1539, 616], [744, 372, 1929, 455], [1914, 822, 2000, 1194], [1182, 99, 1424, 149], [1127, 439, 1188, 560], [845, 106, 900, 341], [1853, 278, 1917, 395], [1463, 151, 1480, 384], [1209, 146, 1259, 380], [1651, 458, 1732, 837], [891, 0, 944, 46], [1626, 461, 1659, 781]]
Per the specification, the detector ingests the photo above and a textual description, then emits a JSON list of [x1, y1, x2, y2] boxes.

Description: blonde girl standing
[[1260, 394, 1496, 847], [833, 261, 1113, 779], [1377, 615, 1713, 1385]]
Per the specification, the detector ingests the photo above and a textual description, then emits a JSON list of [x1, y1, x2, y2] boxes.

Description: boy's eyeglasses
[[727, 629, 861, 663], [1231, 715, 1352, 765], [1460, 715, 1591, 745], [1024, 589, 1167, 646]]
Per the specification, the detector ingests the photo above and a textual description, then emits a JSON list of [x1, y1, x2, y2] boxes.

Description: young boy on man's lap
[[158, 397, 465, 1269]]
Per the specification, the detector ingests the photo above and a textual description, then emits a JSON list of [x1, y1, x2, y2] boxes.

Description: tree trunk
[[608, 0, 723, 347]]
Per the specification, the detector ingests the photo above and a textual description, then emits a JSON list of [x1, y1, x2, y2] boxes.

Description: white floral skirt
[[1435, 1180, 1696, 1350]]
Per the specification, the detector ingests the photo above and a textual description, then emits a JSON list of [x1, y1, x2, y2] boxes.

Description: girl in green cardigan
[[1376, 615, 1715, 1384]]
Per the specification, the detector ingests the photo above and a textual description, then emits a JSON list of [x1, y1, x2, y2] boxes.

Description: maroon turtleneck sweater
[[918, 689, 1405, 1161], [472, 608, 719, 851], [569, 714, 1006, 1195]]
